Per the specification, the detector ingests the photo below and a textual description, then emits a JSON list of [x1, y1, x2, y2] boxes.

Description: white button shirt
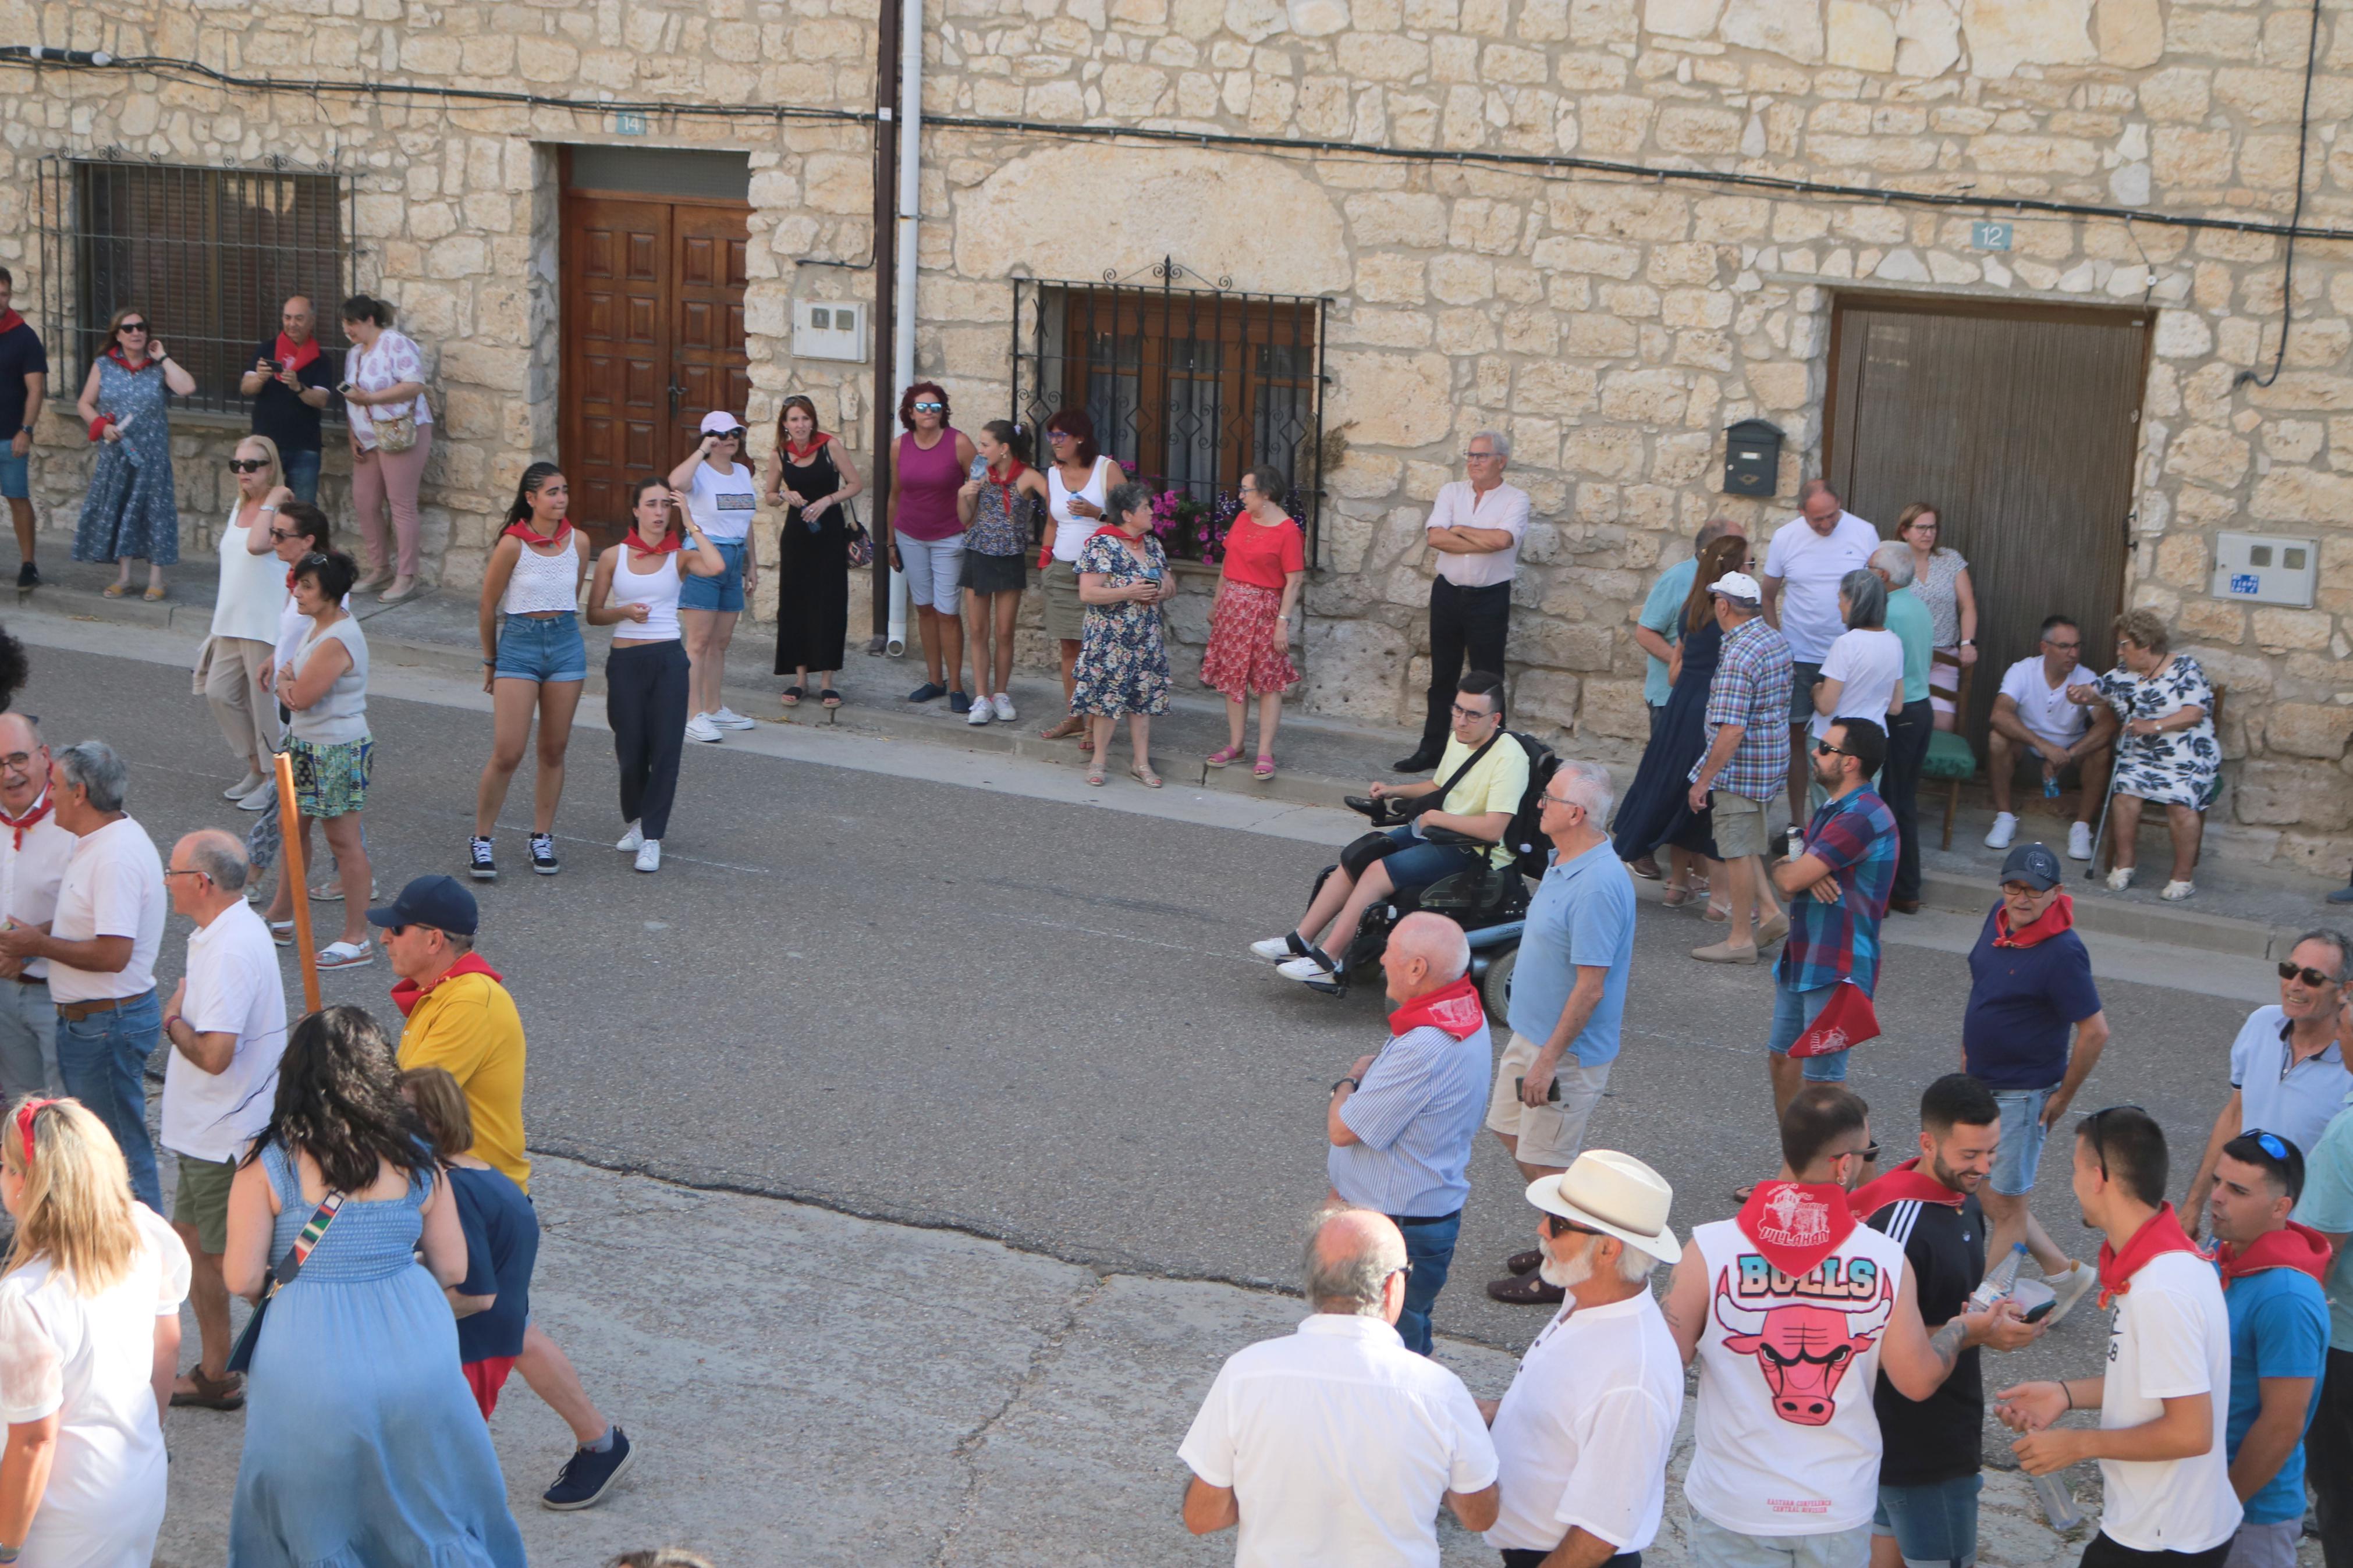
[[1180, 1312, 1497, 1568], [1426, 480, 1531, 588], [0, 797, 76, 983]]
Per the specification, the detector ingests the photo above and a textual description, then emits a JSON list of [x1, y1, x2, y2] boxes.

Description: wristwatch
[[1331, 1076, 1359, 1096]]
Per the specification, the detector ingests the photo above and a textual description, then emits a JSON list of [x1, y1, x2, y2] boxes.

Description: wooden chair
[[1919, 654, 1976, 848]]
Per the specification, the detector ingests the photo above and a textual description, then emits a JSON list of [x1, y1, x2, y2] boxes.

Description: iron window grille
[[35, 155, 356, 418], [1010, 261, 1327, 565]]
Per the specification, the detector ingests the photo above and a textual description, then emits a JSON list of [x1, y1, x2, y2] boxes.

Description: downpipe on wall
[[882, 0, 923, 658]]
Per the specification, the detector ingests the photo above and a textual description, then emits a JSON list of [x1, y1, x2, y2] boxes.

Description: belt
[[54, 989, 154, 1022], [8, 973, 42, 986], [1391, 1209, 1464, 1228]]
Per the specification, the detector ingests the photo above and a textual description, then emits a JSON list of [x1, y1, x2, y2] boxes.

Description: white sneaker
[[616, 822, 644, 852], [1277, 954, 1336, 982], [709, 707, 757, 731], [2067, 820, 2093, 861], [2106, 866, 2134, 891], [634, 839, 662, 873], [1250, 936, 1296, 961], [223, 770, 267, 801], [684, 713, 722, 744], [966, 698, 992, 727], [1984, 812, 2018, 850], [2042, 1261, 2098, 1327], [236, 781, 278, 812], [992, 693, 1016, 723]]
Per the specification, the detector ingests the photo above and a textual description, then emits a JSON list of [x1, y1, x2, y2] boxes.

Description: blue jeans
[[1374, 824, 1481, 896], [282, 448, 322, 505], [1875, 1473, 1982, 1568], [56, 992, 162, 1210], [1769, 977, 1847, 1081], [1392, 1209, 1461, 1356]]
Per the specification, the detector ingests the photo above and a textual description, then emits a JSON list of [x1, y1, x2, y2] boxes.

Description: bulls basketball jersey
[[1683, 1204, 1908, 1535]]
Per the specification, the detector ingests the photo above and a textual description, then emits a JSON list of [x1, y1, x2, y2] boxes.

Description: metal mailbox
[[1722, 418, 1784, 497]]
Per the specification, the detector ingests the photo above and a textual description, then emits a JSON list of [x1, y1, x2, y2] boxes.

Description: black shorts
[[2081, 1532, 2230, 1568], [961, 550, 1029, 596]]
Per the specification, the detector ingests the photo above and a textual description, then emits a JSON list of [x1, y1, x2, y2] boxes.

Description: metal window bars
[[1010, 261, 1328, 565], [35, 155, 356, 418]]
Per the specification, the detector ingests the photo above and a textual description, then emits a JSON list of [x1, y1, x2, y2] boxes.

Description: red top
[[1219, 514, 1305, 590]]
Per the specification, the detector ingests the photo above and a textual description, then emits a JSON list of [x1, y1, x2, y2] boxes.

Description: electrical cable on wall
[[2233, 0, 2324, 389]]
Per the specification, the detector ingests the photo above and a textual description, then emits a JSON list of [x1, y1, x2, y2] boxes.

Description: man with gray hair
[[1871, 541, 1936, 913], [1630, 517, 1748, 880], [159, 829, 288, 1408], [1179, 1206, 1499, 1561], [0, 712, 70, 1099], [0, 740, 166, 1208], [1399, 429, 1529, 772], [1327, 909, 1492, 1354], [1760, 479, 1879, 846]]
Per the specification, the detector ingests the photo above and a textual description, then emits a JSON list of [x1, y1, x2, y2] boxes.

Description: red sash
[[2213, 1221, 2331, 1285], [1850, 1158, 1965, 1219], [503, 518, 573, 548], [1994, 893, 2075, 948], [0, 792, 52, 851], [2096, 1204, 2201, 1309]]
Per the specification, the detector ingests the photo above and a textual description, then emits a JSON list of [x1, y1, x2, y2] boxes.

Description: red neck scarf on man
[[502, 517, 573, 548], [105, 347, 153, 375], [784, 431, 831, 463], [0, 311, 23, 337], [2096, 1203, 2202, 1309], [1387, 975, 1485, 1041], [2213, 1221, 2333, 1285], [1737, 1179, 1859, 1278], [1850, 1157, 1967, 1220], [1995, 892, 2075, 948], [0, 792, 51, 851], [274, 332, 322, 375], [389, 952, 504, 1019]]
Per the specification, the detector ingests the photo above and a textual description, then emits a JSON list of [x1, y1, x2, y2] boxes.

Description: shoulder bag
[[1344, 732, 1502, 827], [360, 339, 420, 453], [224, 1186, 347, 1375], [842, 499, 874, 569]]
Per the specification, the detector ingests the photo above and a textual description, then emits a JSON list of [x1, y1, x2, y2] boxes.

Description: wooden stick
[[275, 752, 321, 1014]]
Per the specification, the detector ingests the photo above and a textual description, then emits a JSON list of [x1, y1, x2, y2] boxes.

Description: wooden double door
[[559, 193, 751, 550]]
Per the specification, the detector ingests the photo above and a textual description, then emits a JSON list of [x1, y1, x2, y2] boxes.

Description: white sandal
[[2104, 867, 2134, 891], [2161, 879, 2195, 901], [268, 920, 295, 948], [315, 940, 375, 969]]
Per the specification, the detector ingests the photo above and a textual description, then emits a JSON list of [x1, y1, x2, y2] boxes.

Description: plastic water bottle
[[2030, 1471, 2085, 1532], [1968, 1243, 2029, 1312]]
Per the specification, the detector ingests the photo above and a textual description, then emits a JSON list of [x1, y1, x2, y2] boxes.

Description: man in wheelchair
[[1252, 670, 1530, 985]]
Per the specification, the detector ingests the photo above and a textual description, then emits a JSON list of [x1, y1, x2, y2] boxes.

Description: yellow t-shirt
[[397, 969, 531, 1193], [1433, 732, 1529, 868]]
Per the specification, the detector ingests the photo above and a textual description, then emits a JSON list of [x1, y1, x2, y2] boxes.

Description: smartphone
[[2022, 1299, 2057, 1324], [1513, 1075, 1564, 1105], [260, 358, 279, 373], [335, 381, 356, 396]]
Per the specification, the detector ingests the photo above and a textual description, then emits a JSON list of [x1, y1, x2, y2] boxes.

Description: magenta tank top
[[895, 428, 966, 542]]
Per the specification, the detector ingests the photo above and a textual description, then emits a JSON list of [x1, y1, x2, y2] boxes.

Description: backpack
[[1499, 731, 1561, 881]]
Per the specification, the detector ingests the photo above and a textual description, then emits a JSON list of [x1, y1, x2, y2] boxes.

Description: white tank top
[[1682, 1208, 1908, 1536], [611, 549, 683, 643], [1046, 457, 1119, 564], [211, 500, 288, 645], [501, 538, 580, 616]]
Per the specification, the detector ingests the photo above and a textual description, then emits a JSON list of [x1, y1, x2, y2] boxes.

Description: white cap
[[1709, 570, 1762, 605], [699, 411, 744, 435]]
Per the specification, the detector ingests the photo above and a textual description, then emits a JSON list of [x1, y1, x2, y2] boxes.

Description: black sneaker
[[467, 837, 498, 881], [530, 833, 559, 875], [907, 681, 946, 703], [1390, 750, 1440, 773], [947, 690, 973, 714], [541, 1427, 634, 1512], [15, 563, 37, 590]]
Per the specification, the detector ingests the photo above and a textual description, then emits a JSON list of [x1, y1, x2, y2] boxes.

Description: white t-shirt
[[0, 798, 77, 983], [1763, 511, 1880, 662], [0, 1203, 187, 1566], [1179, 1312, 1498, 1568], [1997, 655, 2100, 747], [163, 901, 289, 1165], [2096, 1249, 2240, 1554], [686, 460, 758, 544], [1811, 627, 1906, 742], [47, 818, 165, 1005], [1486, 1290, 1685, 1555]]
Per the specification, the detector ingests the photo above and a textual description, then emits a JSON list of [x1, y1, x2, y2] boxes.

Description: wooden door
[[1823, 296, 2150, 748]]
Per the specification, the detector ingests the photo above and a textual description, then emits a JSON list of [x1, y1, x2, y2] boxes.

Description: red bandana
[[1737, 1180, 1859, 1278], [988, 457, 1027, 518], [784, 432, 831, 462], [274, 331, 322, 375], [1788, 982, 1880, 1058], [503, 517, 573, 549], [1851, 1157, 1967, 1220], [2213, 1221, 2333, 1285], [1387, 975, 1485, 1041], [0, 311, 22, 337], [105, 348, 154, 375], [389, 952, 505, 1019], [626, 526, 683, 557], [2096, 1203, 2202, 1309], [1994, 893, 2075, 948], [0, 791, 51, 851]]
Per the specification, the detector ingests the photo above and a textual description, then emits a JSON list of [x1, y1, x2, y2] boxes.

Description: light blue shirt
[[1886, 587, 1932, 705], [1639, 559, 1698, 709], [1330, 1016, 1493, 1219], [1505, 840, 1637, 1066]]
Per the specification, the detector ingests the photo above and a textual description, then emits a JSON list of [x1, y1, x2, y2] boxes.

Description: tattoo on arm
[[1926, 1317, 1967, 1374]]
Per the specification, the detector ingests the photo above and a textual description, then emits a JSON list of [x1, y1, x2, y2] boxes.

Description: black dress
[[774, 442, 849, 674], [1612, 614, 1724, 862]]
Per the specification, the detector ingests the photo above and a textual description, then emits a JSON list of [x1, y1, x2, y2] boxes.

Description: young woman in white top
[[1038, 408, 1122, 747], [666, 413, 762, 744], [0, 1097, 191, 1568], [471, 463, 592, 881], [204, 435, 295, 809], [587, 479, 726, 873], [336, 294, 434, 605], [265, 548, 375, 969]]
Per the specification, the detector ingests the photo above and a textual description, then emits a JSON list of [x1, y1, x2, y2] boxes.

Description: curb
[[1912, 867, 2294, 959]]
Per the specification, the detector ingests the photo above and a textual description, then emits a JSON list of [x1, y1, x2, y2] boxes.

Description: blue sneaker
[[907, 682, 946, 703], [541, 1427, 634, 1511]]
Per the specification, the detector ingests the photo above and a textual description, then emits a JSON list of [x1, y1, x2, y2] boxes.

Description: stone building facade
[[3, 0, 2351, 867]]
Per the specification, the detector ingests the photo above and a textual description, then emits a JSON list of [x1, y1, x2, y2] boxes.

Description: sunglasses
[[227, 458, 270, 474], [911, 401, 944, 413], [710, 428, 746, 442], [267, 528, 308, 543], [1813, 739, 1854, 758], [2083, 1103, 2146, 1181], [116, 321, 148, 333], [2244, 1128, 2292, 1163], [2279, 960, 2340, 988], [1046, 430, 1072, 442]]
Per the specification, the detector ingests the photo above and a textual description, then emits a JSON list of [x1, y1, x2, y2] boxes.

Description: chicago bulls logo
[[1713, 1265, 1894, 1426]]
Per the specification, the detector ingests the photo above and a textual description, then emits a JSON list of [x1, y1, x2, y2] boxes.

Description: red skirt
[[1199, 579, 1300, 699]]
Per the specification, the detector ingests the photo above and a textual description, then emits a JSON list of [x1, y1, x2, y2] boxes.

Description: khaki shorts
[[1712, 790, 1772, 859], [1042, 558, 1085, 642], [172, 1151, 238, 1254], [1485, 1030, 1611, 1169]]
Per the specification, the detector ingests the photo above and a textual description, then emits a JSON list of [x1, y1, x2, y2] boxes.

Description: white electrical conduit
[[883, 0, 923, 659]]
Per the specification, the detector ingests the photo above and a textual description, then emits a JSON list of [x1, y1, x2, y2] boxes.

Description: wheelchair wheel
[[1481, 943, 1518, 1021]]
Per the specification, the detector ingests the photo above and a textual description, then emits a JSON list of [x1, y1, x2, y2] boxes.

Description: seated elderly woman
[[2065, 607, 2220, 901]]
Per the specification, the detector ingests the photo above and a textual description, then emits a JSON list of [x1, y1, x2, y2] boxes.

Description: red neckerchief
[[105, 348, 153, 375], [1737, 1180, 1859, 1278], [0, 791, 52, 851], [503, 517, 573, 548], [783, 432, 831, 462], [624, 525, 683, 557], [2096, 1203, 2202, 1309], [1387, 975, 1485, 1041], [989, 457, 1027, 519], [1851, 1157, 1967, 1219], [285, 565, 301, 592], [1093, 523, 1145, 542], [390, 952, 505, 1019], [1994, 892, 2075, 948], [0, 311, 22, 337], [2213, 1221, 2333, 1285], [273, 332, 322, 375]]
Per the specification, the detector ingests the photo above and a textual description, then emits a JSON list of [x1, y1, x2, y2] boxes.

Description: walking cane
[[273, 752, 321, 1013], [2080, 725, 2143, 884]]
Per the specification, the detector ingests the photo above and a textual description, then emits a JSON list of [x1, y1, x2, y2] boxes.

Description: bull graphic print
[[1712, 1257, 1894, 1427]]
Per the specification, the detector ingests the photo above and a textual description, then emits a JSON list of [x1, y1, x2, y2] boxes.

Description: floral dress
[[72, 355, 179, 566], [2099, 653, 2220, 809], [1071, 529, 1172, 717]]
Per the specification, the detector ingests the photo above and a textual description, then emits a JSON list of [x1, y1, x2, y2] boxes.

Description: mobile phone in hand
[[1513, 1075, 1564, 1104]]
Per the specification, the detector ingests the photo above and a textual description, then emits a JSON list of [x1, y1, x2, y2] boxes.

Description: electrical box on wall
[[2210, 531, 2317, 609], [792, 300, 867, 363]]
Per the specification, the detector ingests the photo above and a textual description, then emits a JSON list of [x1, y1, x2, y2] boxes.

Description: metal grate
[[36, 156, 355, 418], [1011, 261, 1326, 564]]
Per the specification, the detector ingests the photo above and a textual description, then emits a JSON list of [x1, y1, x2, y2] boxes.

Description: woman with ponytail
[[955, 419, 1048, 728]]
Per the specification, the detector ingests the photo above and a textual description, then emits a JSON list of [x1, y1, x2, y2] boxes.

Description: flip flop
[[268, 920, 295, 948], [780, 685, 804, 707], [315, 940, 374, 969], [144, 585, 168, 602], [101, 583, 128, 598]]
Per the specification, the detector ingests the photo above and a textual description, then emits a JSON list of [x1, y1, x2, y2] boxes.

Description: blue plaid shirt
[[1776, 787, 1899, 995], [1328, 1016, 1493, 1219], [1694, 616, 1794, 801]]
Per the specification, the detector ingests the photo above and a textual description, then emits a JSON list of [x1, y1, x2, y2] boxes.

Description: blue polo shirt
[[1505, 839, 1636, 1066], [1962, 906, 2103, 1090], [449, 1164, 540, 1364], [1640, 558, 1698, 709], [2223, 1261, 2330, 1524], [1886, 587, 1932, 705]]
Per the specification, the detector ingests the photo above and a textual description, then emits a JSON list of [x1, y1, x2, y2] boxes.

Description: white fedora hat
[[1524, 1150, 1683, 1264]]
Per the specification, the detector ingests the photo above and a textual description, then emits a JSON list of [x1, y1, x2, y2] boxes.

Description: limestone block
[[1658, 106, 1746, 154], [2093, 0, 2161, 66], [1326, 351, 1454, 448], [1746, 360, 1811, 410], [2153, 128, 2234, 188], [1826, 0, 1897, 72], [1566, 425, 1646, 479], [1346, 191, 1451, 247], [1645, 0, 1727, 37], [2177, 599, 2245, 645], [1450, 200, 1526, 255], [2154, 530, 2210, 588], [2251, 466, 2353, 523], [1336, 32, 1431, 80], [2263, 703, 2353, 761], [2152, 310, 2213, 360], [2262, 420, 2325, 464], [1895, 0, 1962, 76], [1566, 313, 1639, 357], [1559, 183, 1690, 243], [1578, 98, 1657, 157], [1355, 252, 1428, 304], [1532, 236, 1642, 279], [2248, 374, 2353, 413], [2166, 7, 2260, 59], [1600, 369, 1690, 426], [1225, 0, 1289, 41], [1961, 0, 2095, 79], [1517, 362, 1602, 417], [1723, 0, 1825, 61], [2251, 607, 2334, 652], [1101, 63, 1169, 116], [2162, 425, 2249, 488], [2235, 759, 2353, 831], [1300, 617, 1413, 724], [2137, 68, 2210, 123], [1662, 288, 1736, 329], [1287, 0, 1351, 32], [1578, 677, 1653, 742]]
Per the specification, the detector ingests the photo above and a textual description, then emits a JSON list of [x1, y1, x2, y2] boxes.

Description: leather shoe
[[1504, 1249, 1543, 1276], [1889, 897, 1921, 915], [1391, 751, 1440, 773], [1630, 856, 1663, 880], [1487, 1271, 1566, 1306]]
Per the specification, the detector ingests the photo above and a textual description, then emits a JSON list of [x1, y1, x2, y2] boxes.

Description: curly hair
[[0, 625, 28, 714], [2114, 607, 2171, 657], [897, 381, 950, 431], [249, 1006, 435, 1193]]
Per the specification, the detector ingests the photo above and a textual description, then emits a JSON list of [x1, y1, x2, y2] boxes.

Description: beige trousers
[[201, 636, 282, 776]]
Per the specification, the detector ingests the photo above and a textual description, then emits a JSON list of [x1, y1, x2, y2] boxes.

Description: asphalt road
[[31, 641, 2252, 1379]]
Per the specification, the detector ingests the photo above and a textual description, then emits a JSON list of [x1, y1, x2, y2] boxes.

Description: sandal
[[819, 688, 843, 709], [314, 940, 375, 970], [781, 685, 804, 707], [1130, 766, 1163, 789], [1085, 762, 1106, 787], [1662, 884, 1699, 908], [1206, 744, 1244, 768], [1703, 901, 1732, 922], [268, 919, 295, 947], [171, 1367, 246, 1411], [1252, 755, 1276, 780], [101, 582, 128, 599], [144, 585, 168, 602], [1041, 715, 1084, 741], [1077, 732, 1094, 755]]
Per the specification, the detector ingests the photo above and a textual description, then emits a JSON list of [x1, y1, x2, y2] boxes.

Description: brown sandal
[[171, 1367, 246, 1410], [1041, 715, 1083, 740]]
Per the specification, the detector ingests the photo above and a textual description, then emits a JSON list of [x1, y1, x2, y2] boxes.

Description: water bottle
[[2030, 1470, 2085, 1532], [1967, 1243, 2028, 1313]]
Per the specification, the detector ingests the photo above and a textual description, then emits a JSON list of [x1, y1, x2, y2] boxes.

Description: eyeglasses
[[1464, 449, 1501, 461], [2084, 1104, 2146, 1180], [226, 458, 269, 474], [161, 868, 212, 883], [1385, 1261, 1416, 1283], [267, 528, 307, 543], [1450, 702, 1498, 723], [2280, 960, 2340, 987], [2042, 638, 2081, 652], [911, 401, 944, 413], [0, 752, 37, 771], [1045, 429, 1072, 442]]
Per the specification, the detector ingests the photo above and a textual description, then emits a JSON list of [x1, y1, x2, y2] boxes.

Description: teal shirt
[[1640, 559, 1699, 709], [1886, 587, 1932, 705], [2296, 1095, 2353, 1350]]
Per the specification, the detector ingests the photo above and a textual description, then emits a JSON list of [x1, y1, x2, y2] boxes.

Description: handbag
[[369, 406, 418, 453], [842, 500, 874, 568], [224, 1186, 347, 1375]]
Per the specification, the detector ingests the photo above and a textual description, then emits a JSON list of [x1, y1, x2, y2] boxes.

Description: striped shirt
[[1329, 1017, 1493, 1219], [1694, 616, 1794, 802]]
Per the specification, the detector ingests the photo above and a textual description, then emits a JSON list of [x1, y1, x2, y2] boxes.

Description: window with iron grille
[[1010, 263, 1326, 565], [35, 157, 355, 418]]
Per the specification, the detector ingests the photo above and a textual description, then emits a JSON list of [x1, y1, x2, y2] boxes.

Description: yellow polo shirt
[[396, 967, 530, 1193]]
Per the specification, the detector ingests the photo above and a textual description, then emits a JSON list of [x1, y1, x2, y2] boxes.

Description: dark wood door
[[1823, 296, 2150, 749], [560, 193, 750, 550]]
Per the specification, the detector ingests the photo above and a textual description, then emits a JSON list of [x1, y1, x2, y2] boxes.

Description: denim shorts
[[1990, 1088, 2052, 1196], [1768, 977, 1847, 1081], [493, 612, 587, 683], [1690, 1513, 1871, 1568], [1790, 660, 1823, 725], [678, 540, 747, 613], [0, 450, 25, 500], [1874, 1473, 1982, 1568]]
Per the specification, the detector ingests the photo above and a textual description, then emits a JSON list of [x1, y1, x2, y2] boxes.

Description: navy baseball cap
[[1999, 842, 2063, 891], [365, 874, 479, 936]]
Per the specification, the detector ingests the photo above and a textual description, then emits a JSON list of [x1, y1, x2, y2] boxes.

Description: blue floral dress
[[1071, 529, 1172, 717], [72, 355, 179, 566], [2099, 653, 2220, 809]]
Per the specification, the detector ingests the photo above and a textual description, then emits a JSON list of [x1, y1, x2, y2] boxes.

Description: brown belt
[[54, 990, 152, 1023]]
